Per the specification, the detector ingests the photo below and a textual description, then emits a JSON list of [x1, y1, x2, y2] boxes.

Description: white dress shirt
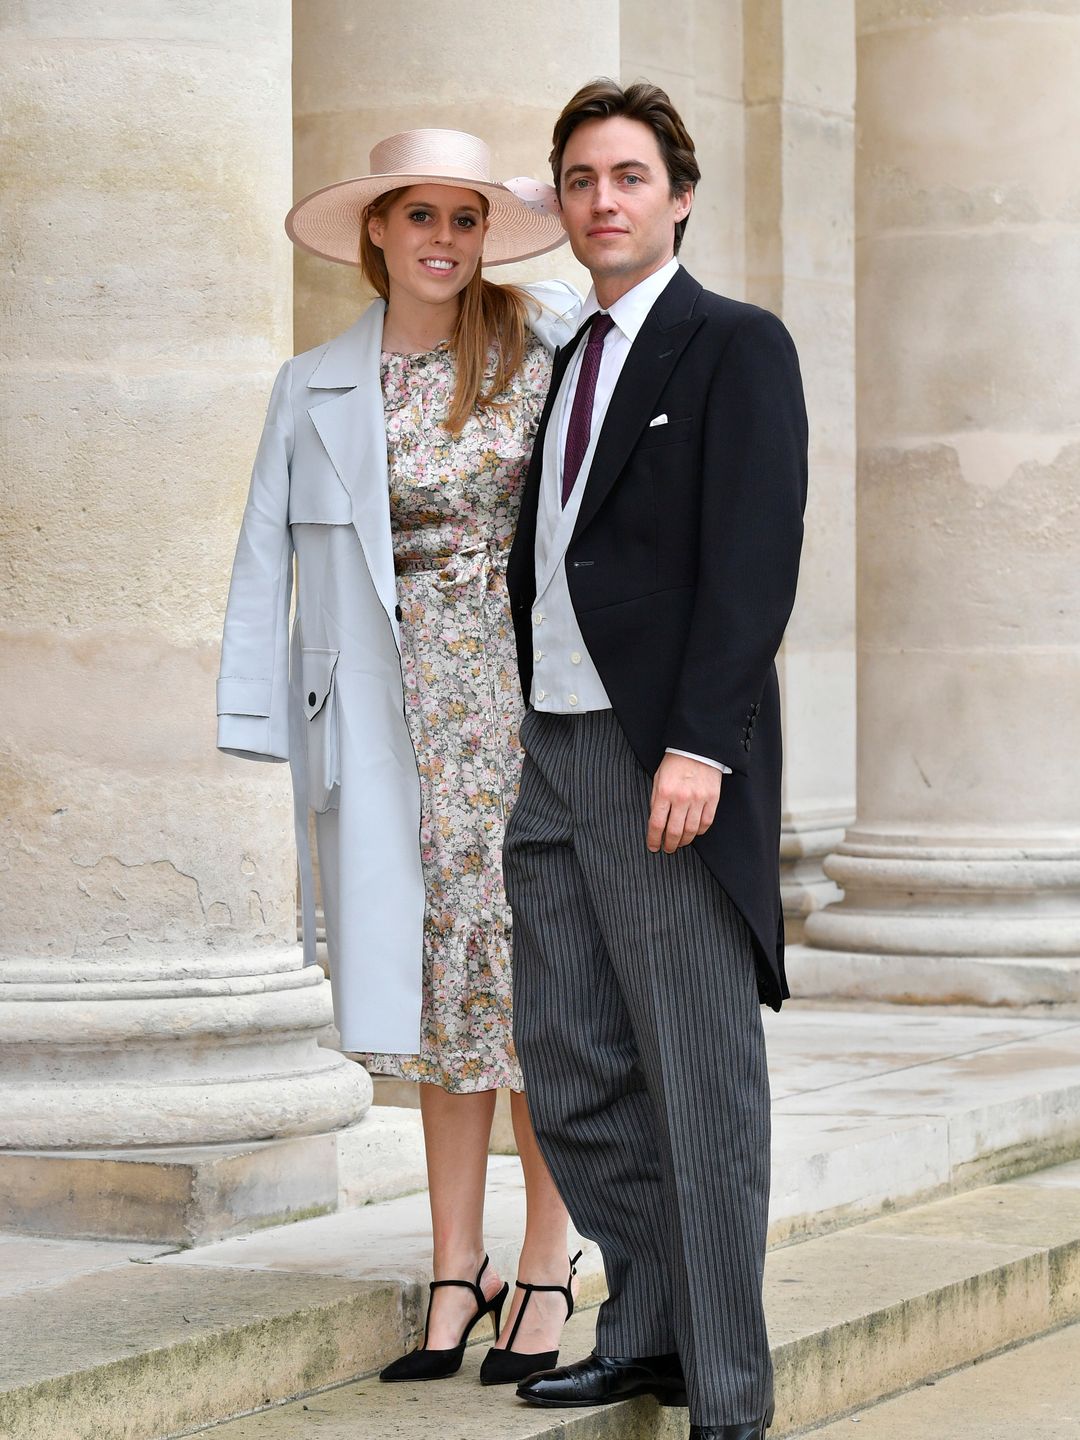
[[530, 257, 729, 773]]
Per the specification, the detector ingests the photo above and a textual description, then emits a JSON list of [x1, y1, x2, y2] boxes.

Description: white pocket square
[[649, 413, 668, 428]]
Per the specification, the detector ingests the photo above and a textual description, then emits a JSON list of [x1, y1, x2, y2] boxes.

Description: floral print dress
[[357, 336, 551, 1093]]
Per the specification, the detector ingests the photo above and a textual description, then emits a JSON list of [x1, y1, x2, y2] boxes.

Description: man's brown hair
[[550, 79, 700, 254]]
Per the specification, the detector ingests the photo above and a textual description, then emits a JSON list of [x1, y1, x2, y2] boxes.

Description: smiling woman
[[361, 184, 530, 436], [217, 127, 584, 1390]]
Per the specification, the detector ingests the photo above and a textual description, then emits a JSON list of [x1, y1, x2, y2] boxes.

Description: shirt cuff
[[665, 747, 732, 776]]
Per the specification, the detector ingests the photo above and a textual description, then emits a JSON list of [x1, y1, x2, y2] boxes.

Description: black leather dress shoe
[[516, 1350, 687, 1407], [689, 1401, 773, 1439]]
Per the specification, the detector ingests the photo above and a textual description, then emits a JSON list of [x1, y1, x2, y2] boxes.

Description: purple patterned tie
[[561, 312, 615, 507]]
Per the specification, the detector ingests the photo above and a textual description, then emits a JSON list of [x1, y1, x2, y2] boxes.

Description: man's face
[[557, 115, 692, 301]]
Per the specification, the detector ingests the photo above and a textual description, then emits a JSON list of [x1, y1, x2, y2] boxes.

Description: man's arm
[[659, 308, 807, 804]]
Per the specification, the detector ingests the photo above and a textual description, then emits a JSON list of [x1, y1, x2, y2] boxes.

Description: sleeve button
[[308, 691, 317, 707]]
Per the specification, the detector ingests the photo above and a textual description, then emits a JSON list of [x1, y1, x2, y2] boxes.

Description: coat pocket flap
[[301, 648, 340, 719], [217, 677, 272, 717]]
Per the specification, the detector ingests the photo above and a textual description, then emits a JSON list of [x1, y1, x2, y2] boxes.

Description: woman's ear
[[367, 212, 385, 248]]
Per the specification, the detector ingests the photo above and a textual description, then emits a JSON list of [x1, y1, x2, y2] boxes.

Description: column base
[[788, 944, 1080, 1008], [0, 1135, 339, 1245], [781, 809, 851, 942], [801, 833, 1080, 1005]]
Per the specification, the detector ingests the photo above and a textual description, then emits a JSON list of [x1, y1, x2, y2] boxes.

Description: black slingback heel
[[380, 1254, 509, 1382], [478, 1250, 581, 1386]]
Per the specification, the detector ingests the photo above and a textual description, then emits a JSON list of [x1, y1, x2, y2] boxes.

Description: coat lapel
[[306, 301, 399, 626], [573, 269, 704, 540]]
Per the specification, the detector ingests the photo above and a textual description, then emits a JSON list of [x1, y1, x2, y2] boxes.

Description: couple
[[217, 78, 807, 1440]]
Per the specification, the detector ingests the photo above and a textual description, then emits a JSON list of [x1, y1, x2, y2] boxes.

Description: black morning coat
[[506, 265, 809, 1009]]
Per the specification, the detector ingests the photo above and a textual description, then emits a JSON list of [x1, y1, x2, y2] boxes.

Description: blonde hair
[[360, 187, 531, 437]]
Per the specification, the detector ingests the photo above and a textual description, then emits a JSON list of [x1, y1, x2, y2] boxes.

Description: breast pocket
[[302, 648, 341, 812], [635, 416, 693, 450]]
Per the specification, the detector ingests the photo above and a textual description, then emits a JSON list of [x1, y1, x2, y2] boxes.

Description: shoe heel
[[490, 1280, 509, 1341]]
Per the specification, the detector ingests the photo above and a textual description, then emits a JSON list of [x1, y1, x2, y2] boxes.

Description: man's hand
[[646, 754, 722, 854]]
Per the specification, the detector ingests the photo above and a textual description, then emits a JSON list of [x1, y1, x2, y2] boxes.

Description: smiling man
[[503, 81, 808, 1440]]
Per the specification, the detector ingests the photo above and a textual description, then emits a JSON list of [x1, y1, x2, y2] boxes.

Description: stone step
[[802, 1319, 1080, 1438], [5, 1157, 1080, 1440], [3, 1004, 1080, 1440]]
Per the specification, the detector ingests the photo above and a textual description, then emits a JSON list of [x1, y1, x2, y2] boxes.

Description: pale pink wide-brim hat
[[285, 128, 566, 267]]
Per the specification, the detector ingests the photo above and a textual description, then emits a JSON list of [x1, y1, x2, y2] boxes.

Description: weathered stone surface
[[805, 1320, 1080, 1438]]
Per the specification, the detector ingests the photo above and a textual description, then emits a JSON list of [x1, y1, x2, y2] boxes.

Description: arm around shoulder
[[520, 279, 583, 351]]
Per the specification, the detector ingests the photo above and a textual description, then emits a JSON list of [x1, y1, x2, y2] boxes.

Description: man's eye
[[571, 178, 591, 190], [623, 174, 642, 185]]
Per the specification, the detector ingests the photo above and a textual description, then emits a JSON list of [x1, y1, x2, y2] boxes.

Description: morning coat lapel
[[306, 301, 399, 626], [572, 267, 704, 540]]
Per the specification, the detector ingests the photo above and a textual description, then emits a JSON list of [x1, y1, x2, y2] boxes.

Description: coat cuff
[[217, 712, 286, 762], [216, 676, 272, 717]]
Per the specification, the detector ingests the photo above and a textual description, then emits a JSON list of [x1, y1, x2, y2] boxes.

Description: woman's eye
[[455, 216, 477, 228], [408, 210, 431, 223]]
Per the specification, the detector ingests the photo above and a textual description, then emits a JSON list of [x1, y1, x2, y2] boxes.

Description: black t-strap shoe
[[479, 1250, 581, 1386], [380, 1254, 509, 1382]]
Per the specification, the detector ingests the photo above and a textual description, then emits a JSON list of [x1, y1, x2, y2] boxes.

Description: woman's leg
[[419, 1084, 505, 1348], [492, 1090, 577, 1352]]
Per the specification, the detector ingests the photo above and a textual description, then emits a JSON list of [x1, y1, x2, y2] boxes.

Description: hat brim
[[285, 173, 567, 268]]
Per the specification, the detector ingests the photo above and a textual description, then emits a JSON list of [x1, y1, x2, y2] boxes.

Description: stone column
[[802, 1, 1080, 1001], [293, 0, 619, 352], [744, 0, 858, 938], [0, 2, 370, 1241]]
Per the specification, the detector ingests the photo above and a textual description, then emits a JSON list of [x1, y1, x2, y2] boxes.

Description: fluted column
[[803, 1, 1080, 1000], [0, 2, 369, 1222]]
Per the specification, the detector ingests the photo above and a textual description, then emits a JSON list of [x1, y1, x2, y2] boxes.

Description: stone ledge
[[788, 944, 1080, 1009], [0, 1136, 340, 1246]]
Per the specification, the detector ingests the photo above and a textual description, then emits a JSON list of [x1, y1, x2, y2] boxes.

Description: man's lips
[[586, 227, 629, 238]]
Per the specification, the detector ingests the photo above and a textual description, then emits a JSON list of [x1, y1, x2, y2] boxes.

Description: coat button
[[533, 611, 544, 625], [536, 688, 546, 701], [395, 604, 403, 622], [568, 694, 578, 706], [570, 652, 581, 665], [308, 691, 317, 707]]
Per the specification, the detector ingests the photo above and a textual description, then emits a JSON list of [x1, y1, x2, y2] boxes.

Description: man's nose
[[591, 180, 618, 212]]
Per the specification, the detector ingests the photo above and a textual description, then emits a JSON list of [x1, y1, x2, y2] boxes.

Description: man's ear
[[675, 186, 694, 223]]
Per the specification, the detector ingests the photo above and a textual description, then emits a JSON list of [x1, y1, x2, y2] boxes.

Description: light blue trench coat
[[216, 283, 580, 1053]]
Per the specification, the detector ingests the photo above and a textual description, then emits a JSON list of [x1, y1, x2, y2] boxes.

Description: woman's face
[[368, 184, 488, 308]]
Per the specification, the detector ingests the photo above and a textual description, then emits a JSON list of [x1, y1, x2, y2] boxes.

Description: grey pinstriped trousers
[[505, 708, 772, 1428]]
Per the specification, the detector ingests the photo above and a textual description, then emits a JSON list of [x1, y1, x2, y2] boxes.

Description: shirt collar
[[576, 256, 680, 344]]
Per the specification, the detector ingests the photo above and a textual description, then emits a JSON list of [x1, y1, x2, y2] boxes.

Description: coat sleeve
[[216, 359, 295, 762], [662, 309, 808, 775]]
